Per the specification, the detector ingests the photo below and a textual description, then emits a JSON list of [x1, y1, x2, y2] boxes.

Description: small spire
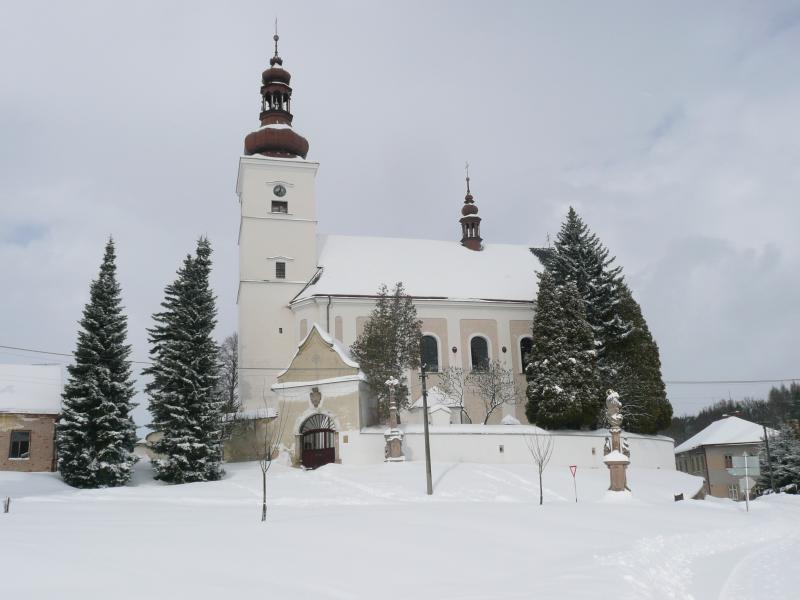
[[459, 164, 482, 251], [270, 18, 283, 66]]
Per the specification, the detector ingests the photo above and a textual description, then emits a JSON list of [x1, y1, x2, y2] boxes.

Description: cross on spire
[[465, 161, 471, 194]]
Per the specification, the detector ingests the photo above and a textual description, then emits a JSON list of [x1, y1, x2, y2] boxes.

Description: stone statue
[[606, 390, 624, 429], [602, 389, 630, 492], [383, 376, 405, 462]]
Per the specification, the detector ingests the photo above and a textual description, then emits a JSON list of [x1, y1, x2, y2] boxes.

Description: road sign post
[[728, 454, 759, 511], [569, 465, 577, 503]]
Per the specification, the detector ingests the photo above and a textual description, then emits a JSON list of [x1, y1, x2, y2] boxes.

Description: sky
[[1, 1, 799, 425]]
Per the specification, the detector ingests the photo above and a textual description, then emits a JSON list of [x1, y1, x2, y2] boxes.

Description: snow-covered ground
[[1, 460, 798, 599]]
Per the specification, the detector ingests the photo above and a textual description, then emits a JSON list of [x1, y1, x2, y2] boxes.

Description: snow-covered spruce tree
[[145, 238, 223, 483], [759, 427, 800, 493], [57, 238, 137, 488], [350, 283, 421, 422], [536, 207, 672, 429], [601, 284, 672, 434], [541, 207, 631, 372], [525, 271, 600, 429]]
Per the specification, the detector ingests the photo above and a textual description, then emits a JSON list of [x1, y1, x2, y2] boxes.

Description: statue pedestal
[[384, 428, 405, 462], [603, 450, 630, 491]]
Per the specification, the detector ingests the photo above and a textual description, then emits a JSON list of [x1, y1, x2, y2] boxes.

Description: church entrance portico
[[299, 413, 337, 469]]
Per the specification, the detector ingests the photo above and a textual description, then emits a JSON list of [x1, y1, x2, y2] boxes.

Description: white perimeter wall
[[338, 425, 676, 470]]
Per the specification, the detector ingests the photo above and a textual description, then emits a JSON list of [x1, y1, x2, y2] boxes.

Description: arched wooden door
[[300, 414, 336, 469]]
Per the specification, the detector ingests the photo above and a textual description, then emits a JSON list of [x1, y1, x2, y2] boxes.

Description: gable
[[276, 324, 360, 384]]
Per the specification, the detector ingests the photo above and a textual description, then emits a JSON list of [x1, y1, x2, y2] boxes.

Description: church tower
[[236, 32, 319, 410]]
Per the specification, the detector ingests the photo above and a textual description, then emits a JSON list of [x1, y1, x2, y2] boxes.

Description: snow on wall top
[[674, 416, 775, 454], [0, 364, 63, 414], [295, 234, 540, 303]]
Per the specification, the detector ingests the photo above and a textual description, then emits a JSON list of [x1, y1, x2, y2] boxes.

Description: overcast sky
[[2, 1, 799, 425]]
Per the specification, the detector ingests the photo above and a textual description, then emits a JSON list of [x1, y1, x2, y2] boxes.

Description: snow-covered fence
[[339, 425, 676, 469]]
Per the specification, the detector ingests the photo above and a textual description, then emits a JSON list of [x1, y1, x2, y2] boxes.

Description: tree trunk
[[538, 469, 543, 505], [261, 468, 267, 522]]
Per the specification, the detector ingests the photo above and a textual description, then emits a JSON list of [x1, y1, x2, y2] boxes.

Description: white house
[[674, 416, 777, 499]]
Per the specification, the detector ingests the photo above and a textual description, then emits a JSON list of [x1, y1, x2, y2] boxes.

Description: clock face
[[273, 184, 287, 197]]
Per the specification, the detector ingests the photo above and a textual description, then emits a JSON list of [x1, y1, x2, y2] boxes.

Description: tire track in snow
[[717, 533, 800, 599], [598, 523, 789, 599]]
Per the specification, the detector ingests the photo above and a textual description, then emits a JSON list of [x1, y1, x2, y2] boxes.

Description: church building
[[236, 35, 541, 467]]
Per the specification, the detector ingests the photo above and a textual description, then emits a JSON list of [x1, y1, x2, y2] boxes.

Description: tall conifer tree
[[543, 207, 631, 369], [526, 271, 600, 429], [57, 238, 137, 488], [603, 285, 672, 433], [536, 207, 672, 431], [351, 283, 422, 422], [146, 238, 223, 483]]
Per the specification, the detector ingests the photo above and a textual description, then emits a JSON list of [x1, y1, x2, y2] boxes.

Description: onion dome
[[243, 32, 309, 159], [459, 164, 483, 251]]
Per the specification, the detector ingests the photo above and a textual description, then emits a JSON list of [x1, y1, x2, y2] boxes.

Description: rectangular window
[[271, 201, 288, 214], [275, 262, 286, 279], [9, 431, 30, 459], [724, 455, 733, 469], [728, 484, 739, 501]]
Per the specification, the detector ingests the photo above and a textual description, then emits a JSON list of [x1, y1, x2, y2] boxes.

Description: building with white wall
[[675, 416, 776, 499], [236, 36, 674, 470]]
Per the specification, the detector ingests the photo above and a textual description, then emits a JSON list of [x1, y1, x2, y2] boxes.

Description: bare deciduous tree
[[437, 366, 471, 424], [253, 389, 288, 522], [524, 430, 554, 505], [217, 333, 240, 440], [468, 360, 520, 424]]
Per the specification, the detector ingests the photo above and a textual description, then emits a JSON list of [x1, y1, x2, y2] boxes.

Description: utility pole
[[420, 362, 433, 495], [743, 451, 751, 512], [763, 423, 776, 494]]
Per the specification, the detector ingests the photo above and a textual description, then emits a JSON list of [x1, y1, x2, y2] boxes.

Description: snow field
[[1, 460, 798, 599]]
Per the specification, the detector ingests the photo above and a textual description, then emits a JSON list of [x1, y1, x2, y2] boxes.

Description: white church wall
[[290, 296, 534, 423], [338, 426, 676, 470]]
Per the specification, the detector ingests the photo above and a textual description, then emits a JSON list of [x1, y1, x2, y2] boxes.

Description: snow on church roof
[[674, 416, 776, 454], [0, 364, 63, 415], [294, 234, 540, 303]]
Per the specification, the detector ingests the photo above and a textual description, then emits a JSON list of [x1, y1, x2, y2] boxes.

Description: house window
[[519, 337, 533, 373], [470, 336, 489, 370], [9, 431, 30, 459], [728, 484, 739, 501], [724, 455, 733, 469], [275, 262, 286, 279], [271, 200, 288, 214]]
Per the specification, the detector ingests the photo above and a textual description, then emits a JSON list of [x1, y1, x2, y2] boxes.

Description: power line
[[0, 344, 151, 366]]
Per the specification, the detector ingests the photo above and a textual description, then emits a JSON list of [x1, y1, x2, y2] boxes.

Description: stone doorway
[[300, 413, 336, 469]]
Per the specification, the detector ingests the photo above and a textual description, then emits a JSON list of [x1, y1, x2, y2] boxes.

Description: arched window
[[470, 336, 489, 370], [520, 337, 533, 373], [421, 335, 439, 372]]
